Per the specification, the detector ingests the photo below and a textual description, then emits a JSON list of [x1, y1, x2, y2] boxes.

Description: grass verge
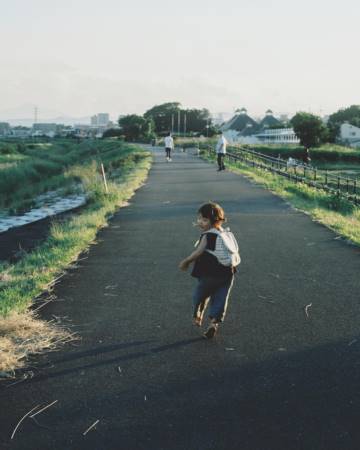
[[0, 145, 152, 375], [202, 151, 360, 246]]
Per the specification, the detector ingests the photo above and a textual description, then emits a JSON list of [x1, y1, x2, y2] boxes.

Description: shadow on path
[[15, 337, 204, 384]]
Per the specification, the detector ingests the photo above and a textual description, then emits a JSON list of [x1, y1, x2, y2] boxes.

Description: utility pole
[[177, 110, 180, 136], [184, 112, 187, 137], [171, 114, 174, 134]]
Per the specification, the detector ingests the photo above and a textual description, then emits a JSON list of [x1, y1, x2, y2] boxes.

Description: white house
[[339, 123, 360, 148], [253, 128, 300, 144], [221, 109, 298, 145], [224, 127, 300, 145]]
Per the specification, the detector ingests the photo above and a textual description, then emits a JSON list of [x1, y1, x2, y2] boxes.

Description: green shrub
[[0, 143, 18, 155]]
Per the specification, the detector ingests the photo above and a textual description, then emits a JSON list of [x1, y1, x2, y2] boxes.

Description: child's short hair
[[198, 202, 226, 226]]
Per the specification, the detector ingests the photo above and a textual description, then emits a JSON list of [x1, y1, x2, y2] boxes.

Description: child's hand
[[179, 260, 190, 271]]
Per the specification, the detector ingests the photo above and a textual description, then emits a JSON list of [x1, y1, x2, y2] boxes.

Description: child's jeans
[[193, 275, 234, 323]]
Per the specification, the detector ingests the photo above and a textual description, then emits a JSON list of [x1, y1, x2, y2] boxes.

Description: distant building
[[98, 113, 109, 126], [9, 127, 31, 138], [32, 123, 57, 132], [0, 122, 10, 136], [221, 109, 293, 144], [90, 113, 110, 127], [258, 110, 282, 130], [56, 125, 74, 137], [32, 123, 58, 138], [339, 123, 360, 148], [253, 128, 300, 144], [73, 124, 92, 138], [222, 108, 258, 137]]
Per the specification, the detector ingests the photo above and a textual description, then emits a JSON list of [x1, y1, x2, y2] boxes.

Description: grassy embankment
[[0, 140, 151, 374], [0, 139, 147, 214], [0, 142, 27, 170], [193, 141, 360, 246]]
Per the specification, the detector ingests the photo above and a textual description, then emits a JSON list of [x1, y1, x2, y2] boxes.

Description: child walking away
[[179, 202, 240, 339], [164, 132, 174, 162]]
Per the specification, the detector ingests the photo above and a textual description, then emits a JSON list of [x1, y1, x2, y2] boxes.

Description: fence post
[[101, 163, 109, 194], [314, 169, 317, 181], [337, 176, 340, 191]]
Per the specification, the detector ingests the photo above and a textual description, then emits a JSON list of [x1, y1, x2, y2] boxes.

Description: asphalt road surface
[[2, 147, 360, 450]]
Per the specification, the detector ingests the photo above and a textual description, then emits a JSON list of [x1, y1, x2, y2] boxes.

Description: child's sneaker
[[193, 316, 203, 327], [203, 324, 218, 339]]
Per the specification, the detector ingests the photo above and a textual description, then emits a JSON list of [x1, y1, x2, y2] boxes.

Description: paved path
[[2, 148, 360, 450]]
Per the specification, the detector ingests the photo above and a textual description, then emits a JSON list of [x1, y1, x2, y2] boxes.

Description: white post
[[101, 163, 109, 193]]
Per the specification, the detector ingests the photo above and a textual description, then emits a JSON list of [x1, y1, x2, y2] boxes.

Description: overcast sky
[[1, 0, 359, 120]]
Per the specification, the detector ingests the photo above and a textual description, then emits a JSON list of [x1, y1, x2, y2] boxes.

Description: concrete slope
[[1, 148, 360, 450]]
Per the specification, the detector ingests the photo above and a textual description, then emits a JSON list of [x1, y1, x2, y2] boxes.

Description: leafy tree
[[102, 128, 123, 138], [184, 108, 212, 134], [204, 125, 218, 137], [144, 102, 213, 135], [290, 112, 327, 151], [144, 102, 181, 134], [118, 115, 154, 142], [327, 105, 360, 142]]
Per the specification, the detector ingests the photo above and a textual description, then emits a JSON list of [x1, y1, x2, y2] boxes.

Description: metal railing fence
[[200, 144, 359, 205]]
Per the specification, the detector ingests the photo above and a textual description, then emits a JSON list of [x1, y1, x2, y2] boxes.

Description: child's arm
[[179, 235, 207, 271]]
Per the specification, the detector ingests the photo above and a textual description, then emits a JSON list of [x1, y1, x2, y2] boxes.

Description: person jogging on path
[[216, 132, 228, 171], [164, 132, 174, 162], [179, 202, 240, 339]]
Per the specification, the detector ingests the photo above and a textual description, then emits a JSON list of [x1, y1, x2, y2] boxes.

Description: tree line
[[110, 102, 216, 142], [104, 103, 360, 152]]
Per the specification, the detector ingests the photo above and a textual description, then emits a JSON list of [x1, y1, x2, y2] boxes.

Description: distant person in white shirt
[[216, 132, 228, 171], [164, 132, 174, 162]]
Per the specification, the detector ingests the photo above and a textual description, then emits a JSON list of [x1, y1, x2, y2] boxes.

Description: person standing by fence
[[216, 132, 228, 171], [164, 132, 174, 162]]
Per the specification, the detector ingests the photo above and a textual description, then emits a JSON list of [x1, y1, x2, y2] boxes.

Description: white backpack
[[205, 228, 241, 267]]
